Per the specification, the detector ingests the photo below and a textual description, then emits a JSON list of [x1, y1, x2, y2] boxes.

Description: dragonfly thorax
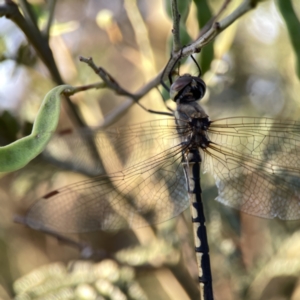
[[180, 116, 210, 165], [175, 97, 209, 123], [171, 73, 210, 150], [175, 100, 211, 150], [189, 117, 211, 149]]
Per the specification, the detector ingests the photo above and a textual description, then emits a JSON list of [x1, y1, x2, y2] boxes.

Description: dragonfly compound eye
[[170, 74, 206, 103]]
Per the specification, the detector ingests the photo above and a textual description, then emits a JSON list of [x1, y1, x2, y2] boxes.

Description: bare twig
[[163, 0, 260, 81], [198, 0, 232, 37], [79, 56, 137, 98], [171, 0, 181, 52], [217, 0, 257, 32], [18, 0, 39, 32], [79, 0, 259, 127], [1, 0, 59, 79], [100, 72, 168, 127], [2, 0, 259, 129], [1, 0, 86, 127], [217, 0, 232, 19], [81, 0, 260, 127], [43, 0, 57, 40], [64, 82, 107, 96], [79, 56, 172, 123]]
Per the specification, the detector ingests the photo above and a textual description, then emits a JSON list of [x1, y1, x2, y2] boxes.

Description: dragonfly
[[22, 59, 300, 300]]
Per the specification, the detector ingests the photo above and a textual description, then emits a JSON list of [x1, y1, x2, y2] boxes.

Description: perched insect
[[22, 56, 300, 300]]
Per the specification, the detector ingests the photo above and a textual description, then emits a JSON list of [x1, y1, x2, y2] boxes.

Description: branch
[[163, 0, 260, 81], [1, 0, 62, 82], [197, 0, 231, 38], [1, 0, 259, 131], [79, 57, 172, 127], [64, 81, 107, 96], [1, 0, 85, 127], [171, 0, 181, 52], [18, 0, 39, 32], [43, 0, 57, 40], [79, 56, 137, 99], [217, 0, 257, 32], [76, 0, 259, 128]]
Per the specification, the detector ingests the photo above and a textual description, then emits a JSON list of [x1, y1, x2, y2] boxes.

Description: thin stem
[[79, 56, 173, 120], [217, 0, 258, 32], [1, 1, 86, 128], [64, 82, 107, 96], [43, 0, 57, 40], [171, 0, 181, 52], [217, 0, 232, 19], [17, 0, 39, 32], [198, 0, 232, 38], [99, 71, 165, 127], [2, 0, 260, 129], [79, 0, 258, 128], [163, 0, 259, 81], [1, 2, 61, 80], [81, 0, 259, 127], [79, 56, 137, 99]]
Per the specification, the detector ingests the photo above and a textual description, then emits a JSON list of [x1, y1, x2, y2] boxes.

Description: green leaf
[[193, 0, 214, 74], [0, 85, 74, 173], [276, 0, 300, 79]]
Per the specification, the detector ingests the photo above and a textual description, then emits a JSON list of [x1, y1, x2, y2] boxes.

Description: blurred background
[[1, 0, 300, 299]]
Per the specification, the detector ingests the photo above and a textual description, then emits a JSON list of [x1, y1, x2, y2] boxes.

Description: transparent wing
[[206, 117, 300, 220], [44, 119, 182, 176], [25, 119, 190, 232]]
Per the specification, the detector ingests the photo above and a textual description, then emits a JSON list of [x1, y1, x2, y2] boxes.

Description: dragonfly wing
[[44, 119, 181, 177], [206, 117, 300, 220], [43, 127, 104, 177], [25, 143, 189, 232]]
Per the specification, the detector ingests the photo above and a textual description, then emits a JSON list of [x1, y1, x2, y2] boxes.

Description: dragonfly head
[[170, 74, 206, 103]]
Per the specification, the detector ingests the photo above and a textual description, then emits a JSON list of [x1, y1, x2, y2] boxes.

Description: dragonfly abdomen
[[182, 147, 214, 300]]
